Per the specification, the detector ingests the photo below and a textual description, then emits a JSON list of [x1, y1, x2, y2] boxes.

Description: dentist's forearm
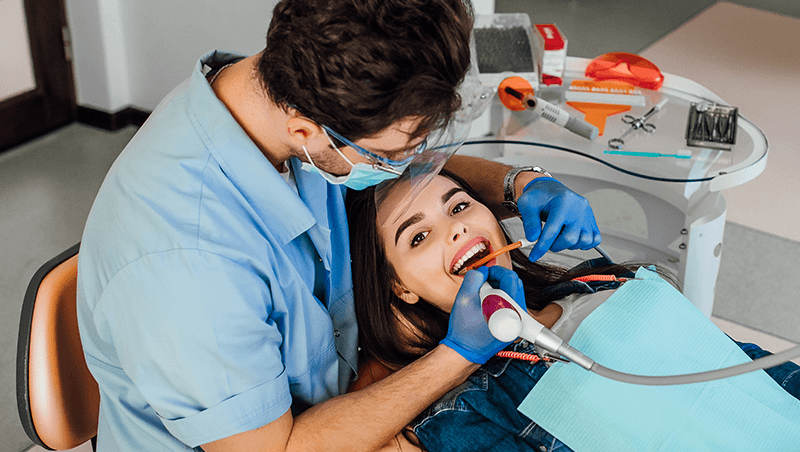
[[286, 344, 478, 452], [444, 155, 548, 219]]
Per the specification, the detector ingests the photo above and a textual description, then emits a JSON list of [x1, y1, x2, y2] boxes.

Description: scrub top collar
[[189, 50, 322, 248]]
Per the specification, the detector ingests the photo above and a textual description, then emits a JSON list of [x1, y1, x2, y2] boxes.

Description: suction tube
[[591, 346, 800, 386], [480, 282, 800, 386]]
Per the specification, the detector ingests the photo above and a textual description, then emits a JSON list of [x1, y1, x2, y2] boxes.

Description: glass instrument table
[[461, 56, 768, 317]]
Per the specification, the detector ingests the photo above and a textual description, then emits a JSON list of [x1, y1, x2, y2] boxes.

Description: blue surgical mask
[[299, 130, 408, 190], [300, 158, 405, 190]]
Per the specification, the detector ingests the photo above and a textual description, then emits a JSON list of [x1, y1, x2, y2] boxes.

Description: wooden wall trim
[[76, 106, 150, 131]]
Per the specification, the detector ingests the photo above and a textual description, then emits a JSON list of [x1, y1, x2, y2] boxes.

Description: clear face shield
[[373, 77, 493, 228], [376, 127, 483, 229]]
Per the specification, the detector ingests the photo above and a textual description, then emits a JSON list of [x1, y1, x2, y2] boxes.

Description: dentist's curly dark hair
[[259, 0, 473, 141]]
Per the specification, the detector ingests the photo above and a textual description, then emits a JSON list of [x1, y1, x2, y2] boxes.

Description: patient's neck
[[530, 303, 563, 329]]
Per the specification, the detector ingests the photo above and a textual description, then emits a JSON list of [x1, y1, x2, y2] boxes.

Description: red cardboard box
[[534, 24, 568, 86]]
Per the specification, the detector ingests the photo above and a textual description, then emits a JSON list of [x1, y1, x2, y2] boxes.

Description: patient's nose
[[452, 224, 468, 242]]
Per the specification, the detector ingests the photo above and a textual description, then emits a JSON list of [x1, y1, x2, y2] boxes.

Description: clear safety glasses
[[374, 117, 471, 228], [321, 77, 486, 225], [321, 125, 427, 175]]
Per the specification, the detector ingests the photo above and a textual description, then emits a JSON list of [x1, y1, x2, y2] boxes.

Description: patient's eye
[[451, 201, 471, 215], [410, 231, 429, 248]]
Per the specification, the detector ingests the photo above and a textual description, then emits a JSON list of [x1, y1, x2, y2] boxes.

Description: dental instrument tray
[[685, 101, 738, 150]]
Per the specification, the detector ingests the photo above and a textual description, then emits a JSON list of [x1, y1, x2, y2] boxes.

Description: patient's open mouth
[[452, 240, 492, 276]]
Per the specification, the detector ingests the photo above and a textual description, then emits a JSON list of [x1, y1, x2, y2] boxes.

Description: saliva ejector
[[480, 282, 595, 369], [479, 277, 800, 386]]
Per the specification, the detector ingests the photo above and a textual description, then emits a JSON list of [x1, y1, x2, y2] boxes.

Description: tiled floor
[[12, 1, 800, 451]]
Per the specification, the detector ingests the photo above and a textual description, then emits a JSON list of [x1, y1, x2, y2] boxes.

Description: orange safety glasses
[[585, 52, 665, 91]]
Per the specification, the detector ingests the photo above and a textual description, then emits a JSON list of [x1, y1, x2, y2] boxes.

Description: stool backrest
[[16, 244, 99, 450]]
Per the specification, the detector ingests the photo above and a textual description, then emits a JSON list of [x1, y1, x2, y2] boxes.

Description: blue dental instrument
[[604, 149, 692, 159]]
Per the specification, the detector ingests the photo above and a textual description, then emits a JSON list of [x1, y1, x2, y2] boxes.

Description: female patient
[[345, 171, 800, 452]]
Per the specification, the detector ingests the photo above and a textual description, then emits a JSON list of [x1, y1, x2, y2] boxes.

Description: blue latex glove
[[441, 266, 525, 364], [517, 177, 602, 263]]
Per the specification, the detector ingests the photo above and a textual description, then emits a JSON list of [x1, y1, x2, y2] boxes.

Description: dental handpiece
[[479, 282, 595, 370], [504, 87, 599, 141]]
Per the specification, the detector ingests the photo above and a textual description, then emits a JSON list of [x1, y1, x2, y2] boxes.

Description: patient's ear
[[391, 281, 420, 305]]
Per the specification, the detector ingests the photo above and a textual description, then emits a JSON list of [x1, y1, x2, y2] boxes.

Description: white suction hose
[[479, 282, 800, 385]]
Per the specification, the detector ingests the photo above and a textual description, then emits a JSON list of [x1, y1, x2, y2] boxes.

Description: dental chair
[[14, 243, 391, 451], [16, 243, 99, 451]]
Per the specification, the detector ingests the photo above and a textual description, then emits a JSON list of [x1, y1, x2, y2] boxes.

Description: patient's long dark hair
[[346, 171, 642, 369]]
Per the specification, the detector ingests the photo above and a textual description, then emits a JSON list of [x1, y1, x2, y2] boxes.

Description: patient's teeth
[[452, 242, 489, 274]]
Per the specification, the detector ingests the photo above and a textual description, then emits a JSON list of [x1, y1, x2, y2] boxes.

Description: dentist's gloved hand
[[441, 266, 525, 364], [517, 177, 602, 263]]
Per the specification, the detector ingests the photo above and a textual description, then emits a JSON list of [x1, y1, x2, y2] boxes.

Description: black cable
[[463, 139, 717, 184]]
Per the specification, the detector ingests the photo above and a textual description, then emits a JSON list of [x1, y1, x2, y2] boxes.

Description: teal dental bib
[[518, 267, 800, 451]]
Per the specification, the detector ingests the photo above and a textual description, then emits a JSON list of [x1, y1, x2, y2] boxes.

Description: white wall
[[64, 0, 495, 113], [64, 0, 278, 112], [473, 0, 495, 15], [0, 0, 36, 102]]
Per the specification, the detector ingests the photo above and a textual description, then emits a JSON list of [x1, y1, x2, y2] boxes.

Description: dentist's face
[[378, 175, 512, 312]]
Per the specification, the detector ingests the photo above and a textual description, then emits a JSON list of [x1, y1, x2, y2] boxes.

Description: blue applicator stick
[[604, 149, 692, 159]]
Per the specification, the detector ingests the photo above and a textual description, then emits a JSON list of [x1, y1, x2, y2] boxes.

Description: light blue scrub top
[[76, 50, 358, 450]]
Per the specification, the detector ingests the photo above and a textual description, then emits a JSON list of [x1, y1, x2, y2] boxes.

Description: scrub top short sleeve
[[95, 249, 290, 446]]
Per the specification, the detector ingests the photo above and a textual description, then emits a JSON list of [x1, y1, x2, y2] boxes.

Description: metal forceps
[[608, 99, 669, 149]]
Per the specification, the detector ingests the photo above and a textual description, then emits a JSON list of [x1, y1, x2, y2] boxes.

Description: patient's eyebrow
[[395, 213, 424, 246], [393, 187, 465, 245], [442, 187, 465, 203]]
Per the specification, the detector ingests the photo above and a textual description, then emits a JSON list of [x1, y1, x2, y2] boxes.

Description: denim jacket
[[411, 259, 800, 452], [413, 339, 569, 452], [412, 258, 625, 452]]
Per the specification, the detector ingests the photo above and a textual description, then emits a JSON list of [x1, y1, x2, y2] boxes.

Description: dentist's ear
[[391, 281, 420, 305], [286, 116, 321, 143]]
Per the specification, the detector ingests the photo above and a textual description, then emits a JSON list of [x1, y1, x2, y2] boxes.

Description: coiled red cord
[[571, 274, 621, 282], [496, 351, 550, 363]]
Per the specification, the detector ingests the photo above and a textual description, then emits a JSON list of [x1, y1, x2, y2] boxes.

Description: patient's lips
[[451, 237, 493, 276]]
